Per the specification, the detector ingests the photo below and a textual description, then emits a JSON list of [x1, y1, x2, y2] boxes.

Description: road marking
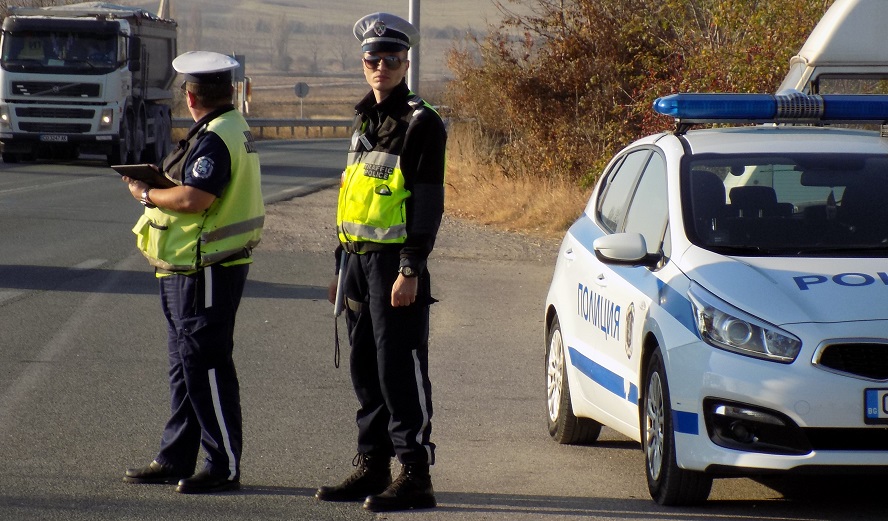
[[73, 258, 106, 270], [0, 175, 102, 196], [0, 254, 142, 434], [0, 290, 24, 305]]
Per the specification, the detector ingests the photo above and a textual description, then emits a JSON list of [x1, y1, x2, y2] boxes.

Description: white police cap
[[172, 51, 239, 84], [353, 12, 419, 52]]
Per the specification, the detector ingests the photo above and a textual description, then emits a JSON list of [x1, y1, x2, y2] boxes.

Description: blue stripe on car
[[570, 213, 698, 336], [568, 346, 640, 406], [568, 345, 699, 435], [569, 346, 626, 399], [673, 411, 700, 435]]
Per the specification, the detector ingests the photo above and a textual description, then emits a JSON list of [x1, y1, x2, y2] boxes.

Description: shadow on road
[[0, 264, 326, 300]]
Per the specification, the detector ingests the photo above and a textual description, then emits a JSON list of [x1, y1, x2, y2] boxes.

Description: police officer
[[121, 51, 264, 494], [315, 13, 446, 512]]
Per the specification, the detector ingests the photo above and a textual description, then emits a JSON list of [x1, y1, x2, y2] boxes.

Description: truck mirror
[[128, 36, 141, 71]]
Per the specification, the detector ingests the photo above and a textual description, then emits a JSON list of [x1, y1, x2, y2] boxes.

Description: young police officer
[[316, 12, 446, 513], [121, 51, 264, 494]]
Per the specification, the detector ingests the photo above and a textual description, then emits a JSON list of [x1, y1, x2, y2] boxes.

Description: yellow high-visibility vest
[[132, 110, 264, 271]]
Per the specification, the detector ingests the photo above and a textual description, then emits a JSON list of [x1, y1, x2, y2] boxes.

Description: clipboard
[[111, 164, 178, 189]]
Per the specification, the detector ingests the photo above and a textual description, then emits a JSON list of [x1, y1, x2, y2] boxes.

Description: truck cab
[[0, 2, 176, 165]]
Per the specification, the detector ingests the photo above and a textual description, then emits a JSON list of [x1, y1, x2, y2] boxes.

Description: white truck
[[0, 2, 177, 165], [778, 0, 888, 95]]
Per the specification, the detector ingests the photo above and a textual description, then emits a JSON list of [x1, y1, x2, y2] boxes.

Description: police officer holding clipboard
[[119, 51, 264, 494]]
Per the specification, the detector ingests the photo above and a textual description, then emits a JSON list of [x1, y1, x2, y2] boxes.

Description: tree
[[269, 15, 293, 72]]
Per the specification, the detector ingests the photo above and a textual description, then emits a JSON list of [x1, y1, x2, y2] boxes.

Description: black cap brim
[[183, 70, 233, 85], [362, 42, 408, 53]]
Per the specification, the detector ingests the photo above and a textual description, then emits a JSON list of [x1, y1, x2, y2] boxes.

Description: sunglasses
[[362, 55, 405, 70]]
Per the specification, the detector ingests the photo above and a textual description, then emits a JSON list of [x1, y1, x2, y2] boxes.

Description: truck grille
[[12, 82, 101, 98], [16, 107, 95, 119], [817, 342, 888, 380], [19, 122, 90, 133]]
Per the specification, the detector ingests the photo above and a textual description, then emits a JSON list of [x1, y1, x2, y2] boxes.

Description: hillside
[[126, 0, 513, 77], [119, 0, 517, 118]]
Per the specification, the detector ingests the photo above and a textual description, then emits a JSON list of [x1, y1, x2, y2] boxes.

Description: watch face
[[400, 266, 415, 277]]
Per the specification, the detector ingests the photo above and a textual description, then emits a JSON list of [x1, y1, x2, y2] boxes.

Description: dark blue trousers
[[155, 263, 247, 480], [343, 249, 435, 466]]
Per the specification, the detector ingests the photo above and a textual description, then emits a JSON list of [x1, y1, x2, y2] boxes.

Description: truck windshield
[[1, 31, 118, 72], [685, 153, 888, 256]]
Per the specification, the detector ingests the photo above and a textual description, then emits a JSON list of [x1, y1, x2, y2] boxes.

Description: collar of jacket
[[186, 104, 236, 139], [354, 81, 410, 115]]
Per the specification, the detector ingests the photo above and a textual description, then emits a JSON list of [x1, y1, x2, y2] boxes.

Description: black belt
[[217, 247, 252, 264], [155, 248, 252, 275], [342, 241, 389, 254]]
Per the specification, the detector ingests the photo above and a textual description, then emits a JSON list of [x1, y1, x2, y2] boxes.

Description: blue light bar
[[654, 94, 777, 120], [652, 92, 888, 125]]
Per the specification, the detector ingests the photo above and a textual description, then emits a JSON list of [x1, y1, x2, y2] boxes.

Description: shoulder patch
[[191, 156, 215, 179]]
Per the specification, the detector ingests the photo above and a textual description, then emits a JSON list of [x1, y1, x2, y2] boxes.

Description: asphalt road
[[0, 140, 885, 520]]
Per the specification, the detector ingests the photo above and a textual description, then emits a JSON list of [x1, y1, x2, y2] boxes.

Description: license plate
[[864, 388, 888, 424], [40, 134, 68, 142]]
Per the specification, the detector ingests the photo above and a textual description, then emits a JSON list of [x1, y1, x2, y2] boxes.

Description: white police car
[[544, 92, 888, 505]]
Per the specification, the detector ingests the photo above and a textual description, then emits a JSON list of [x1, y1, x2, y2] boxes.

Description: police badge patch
[[192, 156, 214, 178]]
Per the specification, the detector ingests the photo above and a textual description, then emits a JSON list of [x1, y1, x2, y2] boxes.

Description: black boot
[[315, 453, 392, 502], [363, 463, 436, 512]]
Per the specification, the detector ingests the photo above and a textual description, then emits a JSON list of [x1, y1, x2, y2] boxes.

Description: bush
[[445, 0, 832, 187]]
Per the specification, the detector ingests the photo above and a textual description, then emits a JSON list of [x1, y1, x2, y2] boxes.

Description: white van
[[779, 0, 888, 94]]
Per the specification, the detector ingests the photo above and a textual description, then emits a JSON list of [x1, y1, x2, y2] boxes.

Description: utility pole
[[408, 0, 419, 92]]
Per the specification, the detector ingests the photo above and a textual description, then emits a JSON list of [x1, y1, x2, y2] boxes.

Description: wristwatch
[[398, 266, 417, 278], [140, 188, 156, 209]]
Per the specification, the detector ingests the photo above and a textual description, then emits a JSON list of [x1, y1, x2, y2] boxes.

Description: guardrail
[[173, 117, 352, 138]]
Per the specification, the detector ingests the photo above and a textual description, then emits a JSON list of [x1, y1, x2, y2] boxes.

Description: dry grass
[[444, 123, 590, 240]]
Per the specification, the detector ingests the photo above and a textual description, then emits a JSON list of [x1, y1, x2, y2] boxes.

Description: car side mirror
[[593, 233, 662, 268]]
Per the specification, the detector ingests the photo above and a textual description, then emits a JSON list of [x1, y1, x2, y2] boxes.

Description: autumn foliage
[[445, 0, 833, 186]]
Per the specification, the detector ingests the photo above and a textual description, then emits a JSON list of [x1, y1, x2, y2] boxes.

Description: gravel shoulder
[[260, 186, 564, 264]]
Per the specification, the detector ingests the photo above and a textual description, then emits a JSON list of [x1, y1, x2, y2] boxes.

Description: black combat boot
[[315, 453, 392, 502], [362, 463, 436, 512]]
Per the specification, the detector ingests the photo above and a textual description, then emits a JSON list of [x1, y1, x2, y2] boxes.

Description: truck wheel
[[107, 114, 131, 166], [132, 107, 146, 163], [643, 347, 712, 505], [143, 107, 170, 164], [2, 152, 20, 163]]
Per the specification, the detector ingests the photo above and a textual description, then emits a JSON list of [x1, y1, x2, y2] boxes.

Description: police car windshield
[[685, 153, 888, 256]]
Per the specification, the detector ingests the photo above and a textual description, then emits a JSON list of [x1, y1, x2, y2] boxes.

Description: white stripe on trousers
[[411, 349, 432, 464], [208, 368, 237, 479], [204, 265, 214, 309]]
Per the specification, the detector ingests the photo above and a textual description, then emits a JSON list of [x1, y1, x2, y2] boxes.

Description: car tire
[[546, 315, 602, 444], [643, 347, 712, 505]]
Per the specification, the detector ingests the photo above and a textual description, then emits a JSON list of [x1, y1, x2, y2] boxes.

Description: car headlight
[[688, 284, 801, 363]]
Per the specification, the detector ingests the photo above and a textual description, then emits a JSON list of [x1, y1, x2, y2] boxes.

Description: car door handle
[[594, 273, 607, 287]]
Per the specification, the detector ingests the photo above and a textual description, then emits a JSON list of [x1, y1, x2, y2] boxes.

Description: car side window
[[624, 153, 668, 254], [597, 150, 651, 232]]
